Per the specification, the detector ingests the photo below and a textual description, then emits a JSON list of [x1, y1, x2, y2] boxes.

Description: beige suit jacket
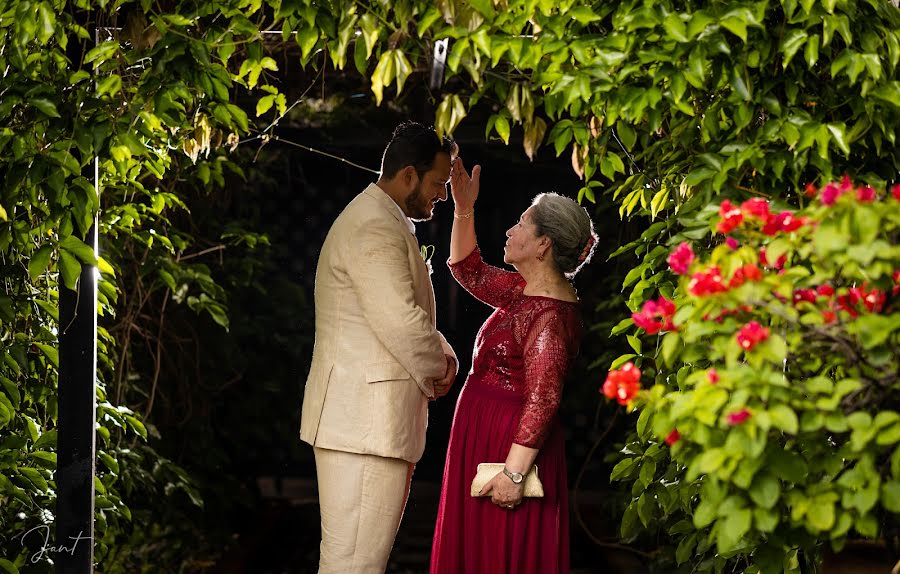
[[300, 183, 456, 463]]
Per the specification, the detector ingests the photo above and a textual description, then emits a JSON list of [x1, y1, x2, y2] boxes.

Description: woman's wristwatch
[[502, 466, 524, 484]]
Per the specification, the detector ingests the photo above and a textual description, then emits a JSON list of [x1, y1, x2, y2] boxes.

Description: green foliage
[[0, 0, 279, 568]]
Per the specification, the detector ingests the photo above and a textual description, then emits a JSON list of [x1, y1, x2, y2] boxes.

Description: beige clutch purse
[[469, 463, 544, 498]]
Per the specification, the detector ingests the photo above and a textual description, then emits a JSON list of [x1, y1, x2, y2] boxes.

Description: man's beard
[[405, 181, 434, 221]]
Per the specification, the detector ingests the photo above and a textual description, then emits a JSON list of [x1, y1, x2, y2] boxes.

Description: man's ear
[[402, 165, 418, 188]]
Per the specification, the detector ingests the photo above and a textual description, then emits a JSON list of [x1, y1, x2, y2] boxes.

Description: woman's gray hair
[[530, 192, 598, 278]]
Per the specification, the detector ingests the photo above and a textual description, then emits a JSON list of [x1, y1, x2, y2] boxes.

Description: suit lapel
[[362, 184, 436, 324]]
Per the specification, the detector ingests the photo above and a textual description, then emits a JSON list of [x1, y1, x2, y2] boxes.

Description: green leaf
[[60, 235, 96, 264], [807, 497, 836, 530], [28, 245, 53, 280], [33, 429, 57, 450], [610, 458, 636, 481], [720, 17, 747, 42], [84, 40, 119, 66], [99, 452, 119, 474], [495, 115, 510, 145], [468, 0, 495, 19], [96, 74, 123, 98], [256, 94, 275, 117], [781, 29, 807, 69], [29, 97, 61, 118], [37, 2, 56, 44], [827, 123, 851, 156], [58, 249, 81, 291], [769, 449, 808, 483], [661, 331, 680, 367], [749, 473, 781, 509], [18, 467, 49, 493], [882, 481, 900, 513], [769, 405, 799, 434], [0, 558, 20, 574], [719, 508, 751, 551], [125, 415, 148, 440], [34, 343, 59, 368], [805, 34, 820, 68]]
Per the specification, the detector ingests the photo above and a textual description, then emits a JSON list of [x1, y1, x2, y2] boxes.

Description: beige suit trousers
[[314, 447, 414, 573]]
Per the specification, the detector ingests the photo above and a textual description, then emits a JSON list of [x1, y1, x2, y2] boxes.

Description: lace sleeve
[[513, 305, 580, 449], [447, 247, 524, 309]]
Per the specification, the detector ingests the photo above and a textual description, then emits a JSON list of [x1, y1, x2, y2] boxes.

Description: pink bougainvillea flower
[[817, 284, 835, 298], [665, 429, 681, 446], [716, 200, 744, 234], [857, 186, 877, 203], [862, 288, 886, 313], [708, 368, 720, 385], [668, 241, 695, 275], [793, 289, 817, 304], [736, 321, 770, 350], [726, 409, 752, 426], [741, 198, 770, 220], [728, 264, 764, 288], [725, 237, 740, 250], [821, 182, 843, 206], [892, 184, 900, 201], [602, 362, 642, 406], [688, 266, 729, 296], [762, 211, 805, 236], [632, 297, 677, 335]]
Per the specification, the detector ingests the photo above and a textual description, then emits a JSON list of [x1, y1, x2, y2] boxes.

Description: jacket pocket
[[365, 360, 410, 383]]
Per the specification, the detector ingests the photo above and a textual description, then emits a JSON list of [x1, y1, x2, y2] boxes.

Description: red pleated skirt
[[429, 381, 570, 574]]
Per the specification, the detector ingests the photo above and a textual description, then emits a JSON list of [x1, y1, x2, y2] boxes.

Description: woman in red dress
[[430, 157, 597, 574]]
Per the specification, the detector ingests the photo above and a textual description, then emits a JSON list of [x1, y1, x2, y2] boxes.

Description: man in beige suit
[[300, 122, 458, 573]]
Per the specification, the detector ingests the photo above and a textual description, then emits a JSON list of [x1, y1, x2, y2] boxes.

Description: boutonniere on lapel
[[420, 244, 435, 276]]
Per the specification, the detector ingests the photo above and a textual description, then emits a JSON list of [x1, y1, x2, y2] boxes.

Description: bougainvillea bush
[[603, 180, 900, 573]]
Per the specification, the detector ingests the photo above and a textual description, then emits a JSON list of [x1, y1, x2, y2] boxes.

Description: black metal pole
[[55, 163, 98, 572]]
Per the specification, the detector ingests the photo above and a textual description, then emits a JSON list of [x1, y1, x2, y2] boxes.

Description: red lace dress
[[429, 248, 582, 574]]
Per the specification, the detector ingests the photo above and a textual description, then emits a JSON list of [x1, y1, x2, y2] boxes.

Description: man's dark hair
[[380, 121, 455, 179]]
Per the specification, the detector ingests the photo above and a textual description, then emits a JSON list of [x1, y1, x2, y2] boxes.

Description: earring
[[537, 253, 545, 262]]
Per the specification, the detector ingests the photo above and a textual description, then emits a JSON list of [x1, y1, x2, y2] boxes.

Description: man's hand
[[432, 355, 457, 398]]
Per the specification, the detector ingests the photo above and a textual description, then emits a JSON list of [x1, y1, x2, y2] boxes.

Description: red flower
[[725, 237, 740, 250], [688, 266, 729, 296], [804, 182, 818, 197], [892, 184, 900, 201], [822, 310, 837, 324], [816, 284, 835, 298], [708, 368, 720, 385], [726, 409, 752, 426], [762, 211, 805, 236], [716, 200, 744, 234], [857, 186, 877, 203], [632, 297, 677, 335], [667, 242, 695, 275], [892, 270, 900, 283], [665, 429, 681, 446], [741, 198, 770, 220], [821, 182, 843, 206], [728, 264, 763, 288], [736, 321, 770, 351], [793, 289, 817, 304], [861, 288, 886, 313], [602, 362, 642, 406]]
